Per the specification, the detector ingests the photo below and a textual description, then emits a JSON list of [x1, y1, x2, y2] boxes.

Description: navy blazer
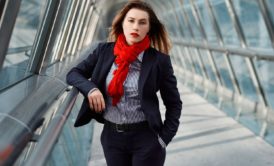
[[66, 42, 182, 145]]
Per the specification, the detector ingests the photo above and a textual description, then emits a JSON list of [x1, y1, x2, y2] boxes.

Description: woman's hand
[[88, 89, 105, 113]]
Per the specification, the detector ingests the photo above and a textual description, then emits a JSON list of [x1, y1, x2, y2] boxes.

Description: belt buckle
[[116, 124, 125, 132]]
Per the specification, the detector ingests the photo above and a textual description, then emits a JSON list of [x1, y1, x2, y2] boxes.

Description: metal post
[[257, 0, 274, 49], [190, 0, 210, 80], [203, 0, 224, 86], [27, 0, 61, 73]]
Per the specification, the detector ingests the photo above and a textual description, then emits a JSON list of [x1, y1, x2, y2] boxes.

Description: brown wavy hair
[[108, 0, 171, 54]]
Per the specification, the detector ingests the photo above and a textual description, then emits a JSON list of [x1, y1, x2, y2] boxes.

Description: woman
[[67, 1, 182, 166]]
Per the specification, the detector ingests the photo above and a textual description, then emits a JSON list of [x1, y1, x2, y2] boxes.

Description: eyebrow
[[127, 17, 148, 21]]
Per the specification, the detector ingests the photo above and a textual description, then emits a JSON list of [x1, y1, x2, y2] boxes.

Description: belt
[[104, 120, 149, 132]]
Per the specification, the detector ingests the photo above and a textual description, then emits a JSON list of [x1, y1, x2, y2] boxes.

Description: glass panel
[[65, 1, 82, 55], [46, 97, 93, 166], [238, 110, 263, 136], [183, 47, 195, 72], [265, 124, 274, 146], [210, 0, 240, 46], [212, 51, 234, 91], [206, 90, 220, 105], [174, 8, 186, 38], [232, 0, 273, 51], [173, 46, 186, 69], [187, 47, 203, 76], [230, 55, 258, 101], [199, 49, 217, 82], [266, 0, 274, 26], [0, 0, 47, 90], [255, 60, 274, 109], [165, 13, 178, 37], [46, 0, 73, 65], [171, 12, 183, 38], [170, 47, 179, 67], [176, 7, 192, 40], [195, 0, 218, 44], [184, 5, 203, 41], [180, 47, 192, 71], [221, 100, 238, 117]]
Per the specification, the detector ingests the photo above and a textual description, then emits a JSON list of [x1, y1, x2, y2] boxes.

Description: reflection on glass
[[174, 46, 186, 69], [46, 97, 93, 166], [46, 0, 73, 65], [187, 47, 203, 76], [175, 8, 191, 39], [265, 124, 274, 146], [210, 0, 240, 46], [230, 55, 258, 101], [165, 13, 179, 37], [180, 47, 192, 71], [176, 7, 192, 40], [266, 0, 274, 26], [255, 60, 274, 109], [195, 0, 218, 44], [199, 49, 217, 82], [170, 47, 179, 67], [184, 6, 203, 41], [238, 110, 263, 135], [212, 51, 234, 91], [221, 100, 238, 117], [0, 0, 46, 90], [233, 0, 273, 51]]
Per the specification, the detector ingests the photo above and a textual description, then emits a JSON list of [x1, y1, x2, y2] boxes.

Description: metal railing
[[25, 87, 79, 166], [0, 45, 93, 166]]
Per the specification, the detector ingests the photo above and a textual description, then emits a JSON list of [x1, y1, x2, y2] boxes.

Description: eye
[[140, 21, 147, 25], [128, 19, 134, 23]]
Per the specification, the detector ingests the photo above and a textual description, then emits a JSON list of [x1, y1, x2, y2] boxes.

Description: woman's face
[[122, 8, 150, 45]]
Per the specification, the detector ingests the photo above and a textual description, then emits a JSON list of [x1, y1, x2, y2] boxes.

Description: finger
[[93, 97, 98, 112], [100, 96, 105, 110], [96, 97, 102, 112], [89, 97, 94, 110]]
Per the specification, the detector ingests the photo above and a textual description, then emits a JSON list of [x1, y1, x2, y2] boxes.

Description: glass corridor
[[0, 0, 274, 165]]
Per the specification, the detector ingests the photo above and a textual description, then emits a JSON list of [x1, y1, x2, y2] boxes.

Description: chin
[[128, 40, 137, 45], [133, 39, 141, 43]]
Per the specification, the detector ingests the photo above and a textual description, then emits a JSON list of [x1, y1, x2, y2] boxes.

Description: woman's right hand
[[88, 89, 105, 113]]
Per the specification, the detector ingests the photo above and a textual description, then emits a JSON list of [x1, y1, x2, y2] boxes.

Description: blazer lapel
[[138, 48, 156, 96], [101, 43, 115, 79], [98, 44, 115, 96]]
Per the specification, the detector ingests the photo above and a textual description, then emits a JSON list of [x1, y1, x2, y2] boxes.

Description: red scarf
[[108, 34, 150, 106]]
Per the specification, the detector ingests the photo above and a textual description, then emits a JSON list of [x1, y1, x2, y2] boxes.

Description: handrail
[[173, 38, 274, 60], [0, 77, 67, 166], [25, 87, 79, 166]]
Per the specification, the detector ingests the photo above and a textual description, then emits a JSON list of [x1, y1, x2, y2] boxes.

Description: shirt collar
[[137, 51, 144, 62]]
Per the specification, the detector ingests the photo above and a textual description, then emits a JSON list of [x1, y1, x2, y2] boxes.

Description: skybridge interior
[[0, 0, 274, 166]]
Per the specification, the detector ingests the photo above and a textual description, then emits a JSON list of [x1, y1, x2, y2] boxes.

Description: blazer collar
[[138, 47, 157, 95]]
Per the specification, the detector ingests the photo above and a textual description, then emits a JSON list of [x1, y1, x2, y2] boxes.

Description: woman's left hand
[[88, 89, 106, 113]]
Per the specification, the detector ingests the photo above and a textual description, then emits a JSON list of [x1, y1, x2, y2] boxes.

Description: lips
[[130, 33, 139, 37]]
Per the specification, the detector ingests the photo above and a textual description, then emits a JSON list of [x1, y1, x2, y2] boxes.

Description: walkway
[[88, 82, 274, 166]]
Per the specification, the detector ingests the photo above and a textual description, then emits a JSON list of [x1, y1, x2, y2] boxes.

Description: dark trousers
[[100, 125, 166, 166]]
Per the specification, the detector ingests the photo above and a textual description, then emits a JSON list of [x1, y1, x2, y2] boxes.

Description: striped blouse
[[103, 52, 146, 124]]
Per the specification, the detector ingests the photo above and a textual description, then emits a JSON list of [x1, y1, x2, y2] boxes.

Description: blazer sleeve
[[66, 43, 103, 97], [159, 55, 182, 145]]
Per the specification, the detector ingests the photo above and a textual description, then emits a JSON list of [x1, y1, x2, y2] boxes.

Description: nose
[[133, 22, 139, 31]]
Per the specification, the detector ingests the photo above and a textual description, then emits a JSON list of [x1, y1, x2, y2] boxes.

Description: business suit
[[66, 42, 182, 146]]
